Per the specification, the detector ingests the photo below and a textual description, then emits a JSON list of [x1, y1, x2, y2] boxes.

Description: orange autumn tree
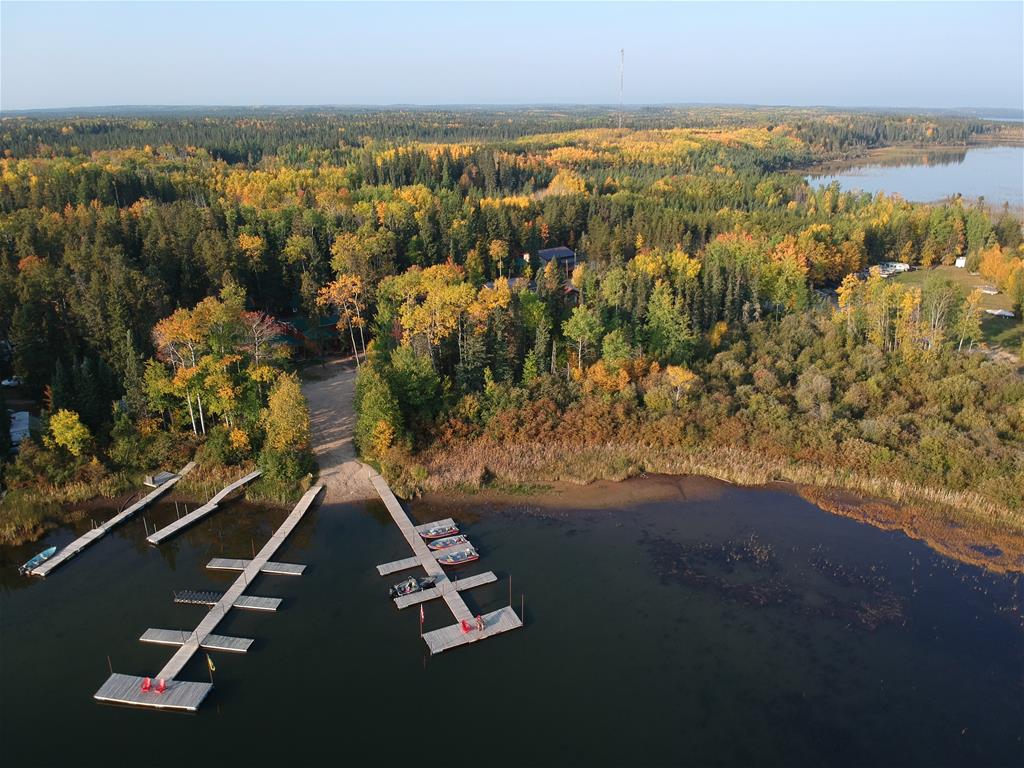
[[317, 273, 368, 366]]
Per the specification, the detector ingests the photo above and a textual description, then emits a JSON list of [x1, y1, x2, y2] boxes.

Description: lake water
[[807, 145, 1024, 207], [1, 479, 1021, 766]]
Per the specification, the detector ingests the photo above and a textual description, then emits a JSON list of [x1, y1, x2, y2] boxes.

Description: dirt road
[[302, 357, 376, 502]]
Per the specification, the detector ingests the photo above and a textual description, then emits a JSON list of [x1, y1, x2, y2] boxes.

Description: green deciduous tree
[[262, 373, 310, 452], [562, 305, 604, 374], [48, 409, 92, 457]]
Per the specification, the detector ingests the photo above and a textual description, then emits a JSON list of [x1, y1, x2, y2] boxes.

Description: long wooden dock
[[146, 469, 261, 545], [369, 473, 522, 653], [28, 463, 195, 577], [94, 484, 322, 711]]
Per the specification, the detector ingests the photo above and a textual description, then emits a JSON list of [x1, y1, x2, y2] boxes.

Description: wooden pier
[[370, 473, 522, 654], [145, 469, 261, 545], [93, 484, 322, 712], [28, 463, 195, 577]]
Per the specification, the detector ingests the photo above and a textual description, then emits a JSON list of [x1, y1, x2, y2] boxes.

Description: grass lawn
[[893, 265, 1023, 350]]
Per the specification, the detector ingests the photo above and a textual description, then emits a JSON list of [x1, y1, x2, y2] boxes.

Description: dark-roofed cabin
[[535, 246, 580, 280]]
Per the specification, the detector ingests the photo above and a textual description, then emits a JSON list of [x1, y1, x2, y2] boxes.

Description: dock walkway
[[370, 474, 522, 653], [146, 469, 261, 545], [30, 463, 195, 577], [94, 484, 322, 711]]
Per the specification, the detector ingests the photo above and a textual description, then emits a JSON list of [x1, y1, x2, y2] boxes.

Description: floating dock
[[393, 571, 498, 609], [146, 469, 261, 545], [94, 673, 212, 712], [370, 474, 522, 654], [28, 463, 195, 577], [377, 531, 479, 575], [140, 628, 254, 653], [206, 557, 305, 576], [422, 606, 523, 655], [172, 590, 281, 611], [93, 484, 322, 712]]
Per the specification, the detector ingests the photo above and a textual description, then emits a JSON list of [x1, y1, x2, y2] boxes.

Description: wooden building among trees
[[534, 247, 581, 279]]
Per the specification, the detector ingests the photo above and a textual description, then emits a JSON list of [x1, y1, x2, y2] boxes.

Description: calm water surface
[[807, 145, 1024, 207], [0, 480, 1021, 767]]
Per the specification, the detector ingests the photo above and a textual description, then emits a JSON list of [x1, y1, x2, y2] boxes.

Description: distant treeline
[[0, 107, 996, 162]]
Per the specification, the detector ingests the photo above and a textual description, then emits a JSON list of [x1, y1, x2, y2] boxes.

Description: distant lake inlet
[[806, 145, 1024, 208]]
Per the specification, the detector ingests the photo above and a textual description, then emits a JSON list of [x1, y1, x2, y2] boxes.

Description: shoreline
[[398, 445, 1024, 575]]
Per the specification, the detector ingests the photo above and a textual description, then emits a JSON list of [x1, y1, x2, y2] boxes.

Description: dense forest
[[0, 107, 1021, 545]]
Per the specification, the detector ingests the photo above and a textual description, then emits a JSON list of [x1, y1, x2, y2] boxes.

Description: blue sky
[[2, 2, 1022, 111]]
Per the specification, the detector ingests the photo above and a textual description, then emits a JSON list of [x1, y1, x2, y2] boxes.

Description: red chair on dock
[[155, 678, 167, 694], [140, 677, 152, 692], [460, 619, 472, 634]]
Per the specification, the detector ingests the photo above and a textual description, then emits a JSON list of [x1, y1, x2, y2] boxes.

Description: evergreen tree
[[0, 388, 10, 459], [50, 360, 74, 413]]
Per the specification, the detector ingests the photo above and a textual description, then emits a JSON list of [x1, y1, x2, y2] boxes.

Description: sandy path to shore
[[302, 357, 376, 502]]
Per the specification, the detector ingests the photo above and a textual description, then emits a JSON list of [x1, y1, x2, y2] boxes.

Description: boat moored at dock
[[18, 546, 56, 575], [427, 534, 469, 551], [436, 547, 479, 566], [419, 522, 459, 540], [388, 575, 437, 597]]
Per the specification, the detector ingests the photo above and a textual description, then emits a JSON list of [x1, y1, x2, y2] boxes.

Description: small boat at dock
[[420, 523, 459, 540], [436, 547, 479, 566], [428, 535, 469, 551], [389, 576, 437, 598], [19, 546, 57, 575]]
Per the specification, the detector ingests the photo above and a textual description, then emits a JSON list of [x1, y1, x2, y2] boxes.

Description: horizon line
[[3, 102, 1023, 118]]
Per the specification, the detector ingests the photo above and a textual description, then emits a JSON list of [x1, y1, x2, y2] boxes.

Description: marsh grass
[[0, 470, 134, 546]]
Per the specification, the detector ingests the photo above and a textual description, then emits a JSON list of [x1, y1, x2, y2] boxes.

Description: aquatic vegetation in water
[[644, 533, 904, 630]]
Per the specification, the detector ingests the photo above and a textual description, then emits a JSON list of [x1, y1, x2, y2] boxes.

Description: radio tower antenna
[[618, 48, 625, 130]]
